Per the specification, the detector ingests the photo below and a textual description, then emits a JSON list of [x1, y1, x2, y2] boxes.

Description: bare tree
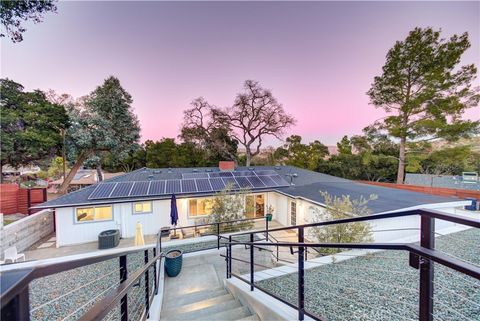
[[215, 80, 296, 166]]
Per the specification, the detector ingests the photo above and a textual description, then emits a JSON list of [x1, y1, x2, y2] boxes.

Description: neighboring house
[[405, 173, 480, 191], [50, 169, 125, 192], [1, 165, 41, 182], [34, 164, 468, 247]]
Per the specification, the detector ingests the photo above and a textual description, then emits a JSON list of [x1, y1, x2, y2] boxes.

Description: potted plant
[[266, 205, 274, 221], [164, 249, 183, 277]]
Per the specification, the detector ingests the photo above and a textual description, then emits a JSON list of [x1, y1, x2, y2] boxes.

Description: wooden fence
[[0, 184, 47, 215], [357, 181, 480, 200]]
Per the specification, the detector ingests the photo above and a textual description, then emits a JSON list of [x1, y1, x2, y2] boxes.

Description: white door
[[289, 200, 297, 226]]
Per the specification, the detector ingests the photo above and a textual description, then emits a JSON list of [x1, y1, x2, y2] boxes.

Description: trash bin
[[165, 249, 183, 277], [98, 229, 120, 249]]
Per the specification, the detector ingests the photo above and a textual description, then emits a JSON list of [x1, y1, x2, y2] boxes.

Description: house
[[50, 169, 125, 192], [33, 163, 469, 247]]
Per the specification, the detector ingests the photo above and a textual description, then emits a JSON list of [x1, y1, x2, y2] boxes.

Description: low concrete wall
[[0, 209, 54, 255]]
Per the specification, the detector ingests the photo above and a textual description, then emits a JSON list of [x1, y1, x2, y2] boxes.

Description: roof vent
[[148, 175, 154, 180], [285, 173, 298, 186], [168, 168, 172, 173], [193, 169, 199, 172], [248, 167, 254, 171], [275, 166, 281, 170], [205, 168, 213, 172], [153, 170, 161, 174]]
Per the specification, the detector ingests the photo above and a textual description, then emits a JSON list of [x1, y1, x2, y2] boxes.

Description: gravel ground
[[257, 228, 480, 321]]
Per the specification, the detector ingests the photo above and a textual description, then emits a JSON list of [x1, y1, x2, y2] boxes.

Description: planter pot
[[266, 214, 273, 222], [165, 249, 183, 277]]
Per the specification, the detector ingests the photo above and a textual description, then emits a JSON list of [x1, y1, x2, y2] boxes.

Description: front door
[[290, 200, 297, 226]]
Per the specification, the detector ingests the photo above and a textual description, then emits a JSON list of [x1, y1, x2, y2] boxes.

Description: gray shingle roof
[[35, 166, 462, 213]]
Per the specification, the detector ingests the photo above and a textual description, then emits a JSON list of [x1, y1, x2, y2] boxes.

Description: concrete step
[[236, 314, 261, 321], [195, 306, 253, 321], [161, 294, 240, 320], [162, 287, 228, 309]]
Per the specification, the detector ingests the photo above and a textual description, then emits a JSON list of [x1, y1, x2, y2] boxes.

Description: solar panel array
[[88, 170, 289, 200]]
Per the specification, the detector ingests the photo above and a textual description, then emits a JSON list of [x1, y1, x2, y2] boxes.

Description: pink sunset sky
[[2, 1, 479, 146]]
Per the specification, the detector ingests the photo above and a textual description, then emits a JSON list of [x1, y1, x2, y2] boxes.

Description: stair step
[[162, 295, 239, 319], [195, 306, 253, 321], [235, 314, 261, 321], [163, 287, 228, 309]]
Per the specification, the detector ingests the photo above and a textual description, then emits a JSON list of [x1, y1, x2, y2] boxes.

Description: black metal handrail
[[224, 208, 480, 321]]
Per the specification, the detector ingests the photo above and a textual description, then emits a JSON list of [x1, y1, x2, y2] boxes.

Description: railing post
[[419, 215, 435, 321], [265, 216, 269, 241], [217, 223, 220, 249], [250, 233, 254, 291], [144, 250, 150, 317], [1, 286, 30, 321], [228, 235, 232, 278], [153, 248, 158, 293], [298, 227, 305, 321], [119, 255, 128, 321]]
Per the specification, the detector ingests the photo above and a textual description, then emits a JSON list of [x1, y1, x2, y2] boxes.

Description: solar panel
[[130, 181, 150, 196], [269, 174, 287, 186], [232, 171, 251, 177], [182, 173, 209, 179], [246, 176, 266, 188], [195, 178, 212, 192], [218, 172, 233, 178], [165, 180, 181, 194], [222, 177, 240, 189], [255, 170, 277, 176], [89, 183, 116, 199], [181, 179, 197, 193], [258, 176, 277, 187], [148, 180, 165, 195], [110, 182, 134, 198], [209, 178, 226, 190], [208, 172, 220, 178], [235, 176, 253, 188]]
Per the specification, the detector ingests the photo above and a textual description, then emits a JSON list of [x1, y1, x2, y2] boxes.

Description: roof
[[34, 166, 464, 213], [51, 170, 125, 186]]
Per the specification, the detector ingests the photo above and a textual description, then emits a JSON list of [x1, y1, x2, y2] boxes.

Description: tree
[[337, 135, 353, 155], [308, 191, 376, 255], [275, 135, 329, 170], [180, 97, 238, 164], [215, 80, 296, 166], [0, 0, 57, 42], [0, 79, 68, 181], [58, 76, 140, 193], [367, 27, 480, 184], [37, 156, 69, 180]]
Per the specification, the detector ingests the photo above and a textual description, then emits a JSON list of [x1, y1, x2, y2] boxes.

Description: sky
[[2, 1, 479, 146]]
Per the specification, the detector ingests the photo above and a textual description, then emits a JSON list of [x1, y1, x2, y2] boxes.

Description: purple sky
[[2, 1, 479, 146]]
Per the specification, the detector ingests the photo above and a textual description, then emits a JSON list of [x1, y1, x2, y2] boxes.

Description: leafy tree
[[337, 135, 353, 155], [308, 191, 376, 255], [215, 80, 296, 166], [367, 27, 480, 184], [58, 76, 140, 193], [0, 79, 68, 181], [180, 97, 238, 164], [275, 135, 329, 170], [0, 0, 57, 42], [37, 156, 68, 180]]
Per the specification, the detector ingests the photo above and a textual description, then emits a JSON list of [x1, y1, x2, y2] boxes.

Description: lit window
[[189, 198, 214, 217], [133, 201, 152, 214], [76, 206, 112, 223]]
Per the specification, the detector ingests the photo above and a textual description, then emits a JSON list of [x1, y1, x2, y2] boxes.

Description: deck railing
[[224, 209, 480, 321]]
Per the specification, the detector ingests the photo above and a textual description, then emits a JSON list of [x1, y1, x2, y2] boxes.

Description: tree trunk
[[396, 138, 406, 184], [245, 149, 252, 167], [57, 151, 90, 194], [96, 160, 103, 182]]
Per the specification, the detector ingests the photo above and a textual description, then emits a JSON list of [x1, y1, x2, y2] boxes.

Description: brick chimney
[[219, 161, 235, 171]]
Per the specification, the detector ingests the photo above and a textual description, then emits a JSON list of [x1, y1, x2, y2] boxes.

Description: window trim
[[74, 205, 114, 224], [132, 201, 153, 214]]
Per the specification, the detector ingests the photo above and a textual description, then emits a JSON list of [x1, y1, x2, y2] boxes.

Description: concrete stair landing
[[161, 287, 259, 321]]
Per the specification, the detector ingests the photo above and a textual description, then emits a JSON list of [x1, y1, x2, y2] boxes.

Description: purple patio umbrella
[[170, 194, 179, 236]]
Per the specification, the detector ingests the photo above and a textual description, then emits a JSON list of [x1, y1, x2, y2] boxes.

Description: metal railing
[[224, 209, 480, 321]]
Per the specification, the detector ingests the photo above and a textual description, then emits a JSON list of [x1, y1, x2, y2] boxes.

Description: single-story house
[[33, 164, 470, 247], [50, 169, 125, 192]]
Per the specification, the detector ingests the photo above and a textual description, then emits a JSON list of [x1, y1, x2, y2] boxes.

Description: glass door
[[245, 194, 265, 218]]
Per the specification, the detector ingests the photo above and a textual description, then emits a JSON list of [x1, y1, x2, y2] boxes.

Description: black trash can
[[98, 229, 120, 249]]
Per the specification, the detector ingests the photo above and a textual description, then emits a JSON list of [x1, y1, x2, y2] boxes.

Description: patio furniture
[[98, 229, 120, 249], [181, 227, 195, 239], [160, 226, 170, 237], [4, 247, 25, 263], [164, 249, 183, 277]]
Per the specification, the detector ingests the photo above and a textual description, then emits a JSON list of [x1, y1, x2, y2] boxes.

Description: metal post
[[144, 250, 150, 317], [298, 227, 305, 321], [153, 248, 158, 293], [250, 233, 254, 291], [265, 217, 269, 241], [419, 215, 435, 321], [217, 223, 220, 249], [119, 255, 128, 321], [228, 235, 232, 278], [1, 286, 30, 321]]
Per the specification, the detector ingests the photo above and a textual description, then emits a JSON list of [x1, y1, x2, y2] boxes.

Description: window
[[189, 198, 214, 217], [133, 201, 152, 214], [290, 201, 297, 226], [245, 194, 265, 219], [76, 205, 112, 223]]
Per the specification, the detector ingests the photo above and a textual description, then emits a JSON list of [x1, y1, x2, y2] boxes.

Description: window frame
[[188, 197, 215, 218], [132, 201, 153, 214], [245, 193, 266, 218], [74, 205, 113, 224]]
